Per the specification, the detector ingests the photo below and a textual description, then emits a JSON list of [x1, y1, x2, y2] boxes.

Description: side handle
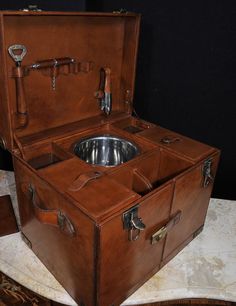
[[68, 171, 103, 192], [133, 168, 153, 192], [28, 184, 76, 237]]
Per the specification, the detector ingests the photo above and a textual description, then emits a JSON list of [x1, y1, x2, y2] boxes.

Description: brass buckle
[[151, 226, 168, 245]]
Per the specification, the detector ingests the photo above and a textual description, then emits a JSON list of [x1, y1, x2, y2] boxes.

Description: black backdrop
[[0, 1, 235, 199]]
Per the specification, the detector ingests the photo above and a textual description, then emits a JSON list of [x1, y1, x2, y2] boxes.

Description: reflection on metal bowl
[[73, 135, 140, 167]]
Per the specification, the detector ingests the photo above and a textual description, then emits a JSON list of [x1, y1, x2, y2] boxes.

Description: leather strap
[[133, 168, 153, 191], [104, 67, 111, 94], [165, 210, 181, 232], [68, 171, 103, 192], [12, 66, 25, 78], [27, 184, 75, 237]]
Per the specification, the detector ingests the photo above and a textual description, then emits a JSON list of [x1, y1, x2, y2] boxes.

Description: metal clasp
[[202, 158, 214, 188], [151, 210, 182, 245], [123, 205, 146, 241], [151, 226, 167, 244]]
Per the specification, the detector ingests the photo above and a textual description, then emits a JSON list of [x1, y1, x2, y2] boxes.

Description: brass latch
[[151, 210, 181, 245], [123, 205, 146, 241], [151, 226, 168, 243]]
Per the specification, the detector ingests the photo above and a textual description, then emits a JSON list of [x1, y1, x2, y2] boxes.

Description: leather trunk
[[0, 11, 220, 306]]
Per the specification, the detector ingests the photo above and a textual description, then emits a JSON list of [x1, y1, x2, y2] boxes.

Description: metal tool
[[8, 44, 28, 127], [8, 44, 27, 66], [29, 57, 75, 91], [94, 67, 112, 115]]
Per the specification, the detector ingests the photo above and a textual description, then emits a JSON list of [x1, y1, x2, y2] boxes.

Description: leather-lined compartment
[[25, 142, 73, 170], [22, 122, 156, 171], [108, 149, 193, 196], [112, 116, 156, 134], [54, 124, 156, 153], [51, 124, 157, 170], [23, 124, 193, 191]]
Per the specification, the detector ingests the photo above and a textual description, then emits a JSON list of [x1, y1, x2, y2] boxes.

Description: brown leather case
[[0, 11, 220, 306], [0, 195, 18, 236]]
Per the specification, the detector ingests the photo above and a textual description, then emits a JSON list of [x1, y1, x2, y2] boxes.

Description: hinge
[[202, 158, 214, 188], [21, 5, 42, 12], [113, 9, 128, 14]]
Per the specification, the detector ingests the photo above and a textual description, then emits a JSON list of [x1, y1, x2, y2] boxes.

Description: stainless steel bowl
[[73, 135, 140, 167]]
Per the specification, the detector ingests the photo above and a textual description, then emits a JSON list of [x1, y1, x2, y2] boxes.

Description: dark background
[[0, 1, 235, 199]]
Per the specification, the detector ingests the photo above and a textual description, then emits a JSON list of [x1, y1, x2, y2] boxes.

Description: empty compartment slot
[[123, 125, 144, 134], [28, 153, 62, 170], [108, 151, 160, 195], [156, 149, 193, 185], [108, 149, 193, 196], [27, 143, 72, 170], [112, 117, 155, 134]]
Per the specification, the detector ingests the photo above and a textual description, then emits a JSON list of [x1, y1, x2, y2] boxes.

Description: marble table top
[[0, 170, 236, 305]]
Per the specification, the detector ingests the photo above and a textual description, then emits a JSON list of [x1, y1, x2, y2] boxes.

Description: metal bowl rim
[[73, 133, 141, 155]]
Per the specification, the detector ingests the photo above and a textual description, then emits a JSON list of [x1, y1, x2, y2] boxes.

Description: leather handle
[[28, 184, 75, 237], [104, 67, 111, 94], [12, 67, 28, 127], [94, 67, 111, 96], [133, 168, 153, 191], [68, 171, 103, 192], [151, 210, 181, 244]]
